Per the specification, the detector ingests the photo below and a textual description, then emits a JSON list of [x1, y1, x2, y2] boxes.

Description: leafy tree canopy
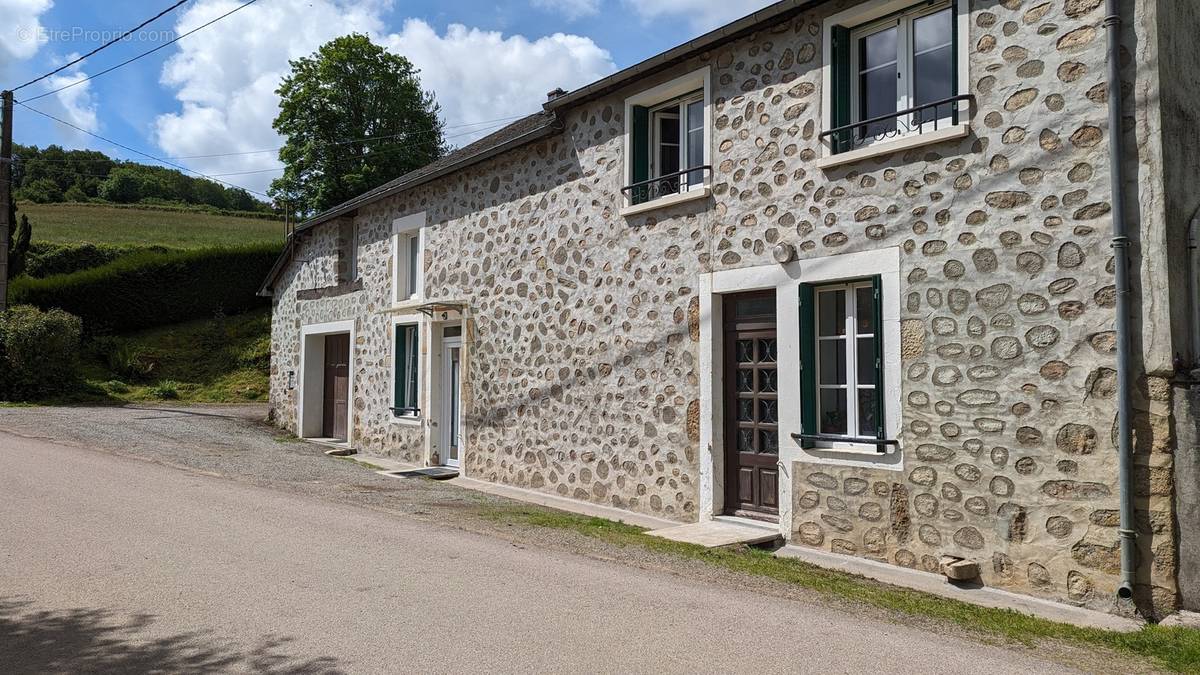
[[268, 34, 446, 215]]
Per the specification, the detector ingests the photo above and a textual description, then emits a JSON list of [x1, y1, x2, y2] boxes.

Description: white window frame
[[390, 319, 423, 423], [621, 66, 712, 216], [648, 92, 705, 191], [818, 0, 969, 168], [391, 212, 425, 305], [813, 280, 879, 440], [848, 1, 955, 145]]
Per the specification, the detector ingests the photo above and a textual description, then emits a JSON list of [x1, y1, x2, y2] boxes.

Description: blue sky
[[1, 0, 772, 196]]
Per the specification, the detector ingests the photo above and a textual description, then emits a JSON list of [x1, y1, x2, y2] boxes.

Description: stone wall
[[268, 0, 1181, 614]]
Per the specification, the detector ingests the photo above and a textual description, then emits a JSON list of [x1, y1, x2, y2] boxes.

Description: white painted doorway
[[440, 335, 463, 468]]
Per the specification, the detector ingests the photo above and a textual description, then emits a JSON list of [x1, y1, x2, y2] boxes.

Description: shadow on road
[[0, 598, 342, 674]]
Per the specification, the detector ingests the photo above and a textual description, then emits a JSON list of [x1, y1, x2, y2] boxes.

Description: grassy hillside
[[20, 202, 285, 248], [81, 308, 271, 403]]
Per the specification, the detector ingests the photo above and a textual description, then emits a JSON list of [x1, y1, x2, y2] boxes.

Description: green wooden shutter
[[871, 276, 885, 439], [394, 324, 407, 412], [798, 283, 817, 448], [831, 25, 853, 154], [631, 105, 650, 203]]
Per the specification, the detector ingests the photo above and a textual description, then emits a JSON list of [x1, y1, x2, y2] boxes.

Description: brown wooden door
[[322, 333, 350, 440], [724, 291, 779, 519]]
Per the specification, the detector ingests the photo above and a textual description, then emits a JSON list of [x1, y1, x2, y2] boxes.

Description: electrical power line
[[10, 0, 191, 93], [17, 0, 264, 104]]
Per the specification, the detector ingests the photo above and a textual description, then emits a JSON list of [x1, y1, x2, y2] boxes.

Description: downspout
[[1188, 209, 1200, 368], [1104, 0, 1136, 601]]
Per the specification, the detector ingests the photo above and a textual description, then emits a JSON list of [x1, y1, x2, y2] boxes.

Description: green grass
[[20, 202, 285, 248], [477, 505, 1200, 673], [80, 308, 271, 404]]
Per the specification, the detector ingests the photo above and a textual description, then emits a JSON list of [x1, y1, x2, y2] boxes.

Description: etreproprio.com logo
[[16, 26, 176, 44]]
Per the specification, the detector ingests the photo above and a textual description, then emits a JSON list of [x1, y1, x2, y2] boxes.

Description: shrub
[[9, 243, 281, 333], [100, 339, 157, 382], [0, 305, 82, 401], [149, 380, 180, 400]]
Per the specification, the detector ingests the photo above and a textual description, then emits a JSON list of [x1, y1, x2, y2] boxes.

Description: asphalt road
[[0, 422, 1076, 674]]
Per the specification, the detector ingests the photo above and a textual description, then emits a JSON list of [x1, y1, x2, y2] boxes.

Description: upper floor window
[[823, 0, 968, 157], [392, 212, 425, 304], [623, 67, 711, 209], [337, 218, 358, 283]]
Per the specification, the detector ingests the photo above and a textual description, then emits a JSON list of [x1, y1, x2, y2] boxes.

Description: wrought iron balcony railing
[[621, 165, 712, 206], [819, 94, 973, 154]]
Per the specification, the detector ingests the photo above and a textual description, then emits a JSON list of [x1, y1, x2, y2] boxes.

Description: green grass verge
[[478, 505, 1200, 673], [20, 202, 285, 248], [79, 308, 271, 404]]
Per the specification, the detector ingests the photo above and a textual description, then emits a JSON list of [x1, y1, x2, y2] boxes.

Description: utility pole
[[0, 90, 12, 313]]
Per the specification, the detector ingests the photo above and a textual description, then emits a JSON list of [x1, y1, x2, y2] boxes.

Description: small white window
[[391, 213, 425, 304], [393, 323, 420, 417]]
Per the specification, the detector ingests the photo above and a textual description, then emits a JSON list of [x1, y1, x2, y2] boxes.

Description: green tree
[[269, 34, 445, 215], [7, 201, 31, 279], [97, 168, 142, 203]]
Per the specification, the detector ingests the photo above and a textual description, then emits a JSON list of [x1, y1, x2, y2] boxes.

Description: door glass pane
[[819, 389, 848, 435], [759, 429, 778, 453], [735, 294, 775, 318], [758, 338, 777, 363], [855, 286, 876, 334], [686, 99, 705, 186], [818, 290, 846, 336], [736, 369, 755, 392], [657, 115, 680, 173], [858, 388, 878, 437], [737, 398, 754, 422], [738, 428, 755, 451], [857, 337, 877, 385], [449, 349, 460, 459], [759, 399, 778, 424], [760, 368, 778, 393], [862, 26, 897, 68], [819, 340, 847, 385], [736, 339, 754, 364]]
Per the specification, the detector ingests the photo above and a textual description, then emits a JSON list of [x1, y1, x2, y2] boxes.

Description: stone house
[[260, 0, 1200, 619]]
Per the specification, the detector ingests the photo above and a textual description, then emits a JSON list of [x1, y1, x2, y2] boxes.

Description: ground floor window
[[798, 277, 885, 446], [393, 324, 420, 416]]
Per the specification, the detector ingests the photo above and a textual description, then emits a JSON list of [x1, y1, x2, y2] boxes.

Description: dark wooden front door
[[322, 333, 350, 440], [724, 291, 779, 519]]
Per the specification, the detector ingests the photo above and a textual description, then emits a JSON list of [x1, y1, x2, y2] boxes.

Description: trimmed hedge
[[9, 243, 282, 333], [24, 242, 170, 278]]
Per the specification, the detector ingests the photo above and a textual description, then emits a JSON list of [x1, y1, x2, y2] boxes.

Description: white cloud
[[0, 0, 52, 62], [44, 63, 98, 133], [532, 0, 601, 20], [381, 20, 616, 139], [153, 0, 616, 198], [624, 0, 775, 31]]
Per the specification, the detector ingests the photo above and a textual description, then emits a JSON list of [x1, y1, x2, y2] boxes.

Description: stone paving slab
[[647, 520, 783, 548]]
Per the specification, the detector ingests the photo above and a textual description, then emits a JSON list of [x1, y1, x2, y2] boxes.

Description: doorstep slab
[[647, 520, 783, 548]]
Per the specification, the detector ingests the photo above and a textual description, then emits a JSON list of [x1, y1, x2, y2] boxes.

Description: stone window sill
[[391, 414, 422, 427], [814, 124, 970, 171], [619, 186, 711, 217]]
